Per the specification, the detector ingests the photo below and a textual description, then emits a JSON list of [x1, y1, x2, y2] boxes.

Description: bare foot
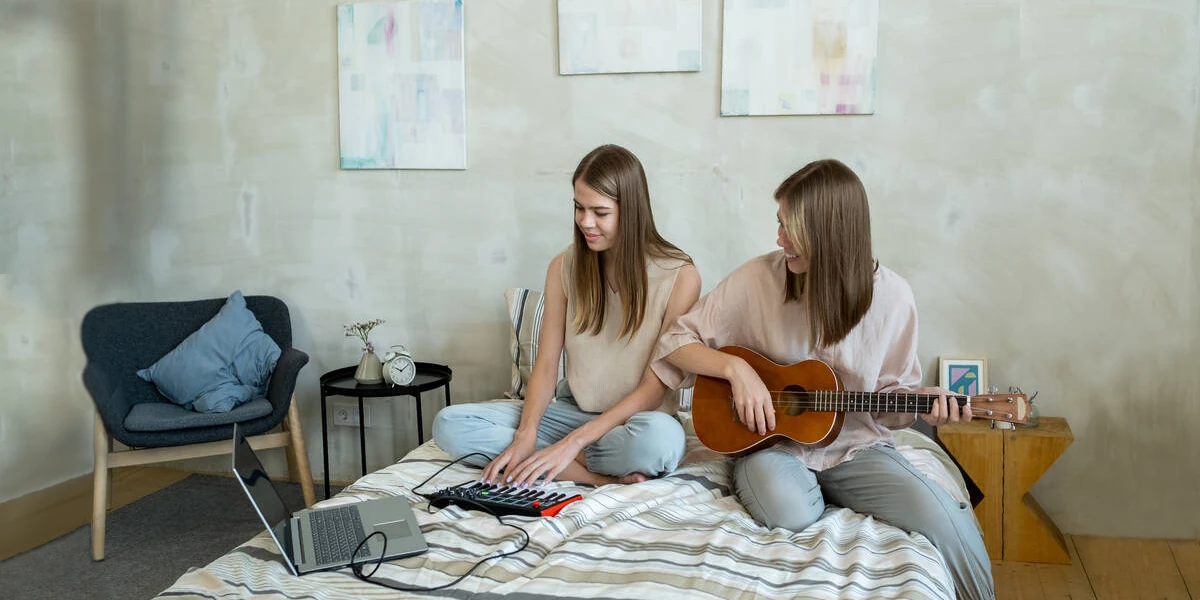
[[617, 473, 648, 484], [565, 450, 649, 486], [576, 471, 649, 486]]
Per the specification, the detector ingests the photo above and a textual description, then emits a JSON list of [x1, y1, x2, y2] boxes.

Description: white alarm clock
[[382, 345, 416, 386]]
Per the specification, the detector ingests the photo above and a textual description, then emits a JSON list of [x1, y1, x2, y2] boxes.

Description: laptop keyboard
[[309, 506, 370, 565]]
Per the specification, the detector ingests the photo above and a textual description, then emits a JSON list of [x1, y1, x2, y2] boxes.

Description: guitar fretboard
[[766, 391, 969, 414]]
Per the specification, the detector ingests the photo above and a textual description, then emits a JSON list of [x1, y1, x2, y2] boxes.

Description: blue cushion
[[136, 290, 281, 413], [124, 398, 274, 432]]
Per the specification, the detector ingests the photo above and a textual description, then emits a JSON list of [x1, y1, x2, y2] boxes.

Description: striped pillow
[[502, 287, 691, 410], [504, 288, 565, 399]]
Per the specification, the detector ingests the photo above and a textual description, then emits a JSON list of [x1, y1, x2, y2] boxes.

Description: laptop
[[231, 424, 428, 575]]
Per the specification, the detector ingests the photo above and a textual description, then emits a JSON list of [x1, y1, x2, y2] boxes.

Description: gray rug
[[0, 474, 334, 600]]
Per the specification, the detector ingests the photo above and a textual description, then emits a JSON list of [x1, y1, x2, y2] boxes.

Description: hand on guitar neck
[[910, 386, 973, 427], [692, 346, 1029, 457]]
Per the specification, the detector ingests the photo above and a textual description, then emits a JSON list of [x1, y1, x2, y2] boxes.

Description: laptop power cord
[[348, 453, 532, 592]]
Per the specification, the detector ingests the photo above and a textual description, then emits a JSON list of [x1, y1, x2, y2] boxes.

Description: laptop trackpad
[[373, 518, 412, 540]]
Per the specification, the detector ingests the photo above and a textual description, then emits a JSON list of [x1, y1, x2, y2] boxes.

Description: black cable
[[410, 451, 493, 499], [346, 452, 532, 592]]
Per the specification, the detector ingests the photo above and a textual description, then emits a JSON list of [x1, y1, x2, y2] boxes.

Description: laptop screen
[[232, 426, 294, 561]]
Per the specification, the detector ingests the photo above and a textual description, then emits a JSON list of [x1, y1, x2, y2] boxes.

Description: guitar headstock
[[970, 393, 1028, 424]]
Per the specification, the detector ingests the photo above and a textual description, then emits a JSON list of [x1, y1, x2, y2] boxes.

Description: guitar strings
[[762, 391, 968, 399], [754, 392, 969, 405], [716, 392, 1026, 418], [719, 392, 975, 412]]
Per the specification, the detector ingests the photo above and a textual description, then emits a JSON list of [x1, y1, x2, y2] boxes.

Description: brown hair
[[571, 144, 692, 339], [776, 159, 875, 349]]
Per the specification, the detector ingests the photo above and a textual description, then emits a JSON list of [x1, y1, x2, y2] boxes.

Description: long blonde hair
[[776, 159, 875, 349], [571, 145, 692, 339]]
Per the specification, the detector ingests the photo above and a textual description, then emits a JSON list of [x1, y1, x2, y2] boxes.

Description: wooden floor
[[995, 535, 1200, 599], [0, 466, 191, 561]]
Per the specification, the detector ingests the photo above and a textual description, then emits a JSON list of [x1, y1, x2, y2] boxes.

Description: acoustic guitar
[[692, 346, 1028, 457]]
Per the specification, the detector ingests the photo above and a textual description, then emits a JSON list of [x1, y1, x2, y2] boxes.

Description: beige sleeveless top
[[560, 244, 686, 414]]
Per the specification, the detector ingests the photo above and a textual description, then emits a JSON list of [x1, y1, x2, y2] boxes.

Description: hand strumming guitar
[[730, 357, 776, 435]]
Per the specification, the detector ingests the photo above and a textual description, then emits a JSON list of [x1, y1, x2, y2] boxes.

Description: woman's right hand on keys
[[481, 431, 537, 485]]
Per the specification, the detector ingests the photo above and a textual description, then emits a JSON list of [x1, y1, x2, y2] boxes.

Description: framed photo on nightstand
[[939, 356, 988, 397]]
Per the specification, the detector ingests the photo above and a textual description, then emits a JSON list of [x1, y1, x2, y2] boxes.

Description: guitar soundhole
[[782, 385, 807, 417]]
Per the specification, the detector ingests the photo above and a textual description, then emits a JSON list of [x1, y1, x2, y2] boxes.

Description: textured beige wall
[[2, 0, 1197, 538]]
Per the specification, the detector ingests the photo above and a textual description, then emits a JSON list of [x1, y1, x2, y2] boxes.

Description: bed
[[154, 404, 973, 600]]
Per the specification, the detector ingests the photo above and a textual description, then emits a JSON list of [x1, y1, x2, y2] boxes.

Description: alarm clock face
[[387, 354, 416, 386]]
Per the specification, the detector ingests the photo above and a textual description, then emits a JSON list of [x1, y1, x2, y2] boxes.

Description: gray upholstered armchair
[[81, 295, 315, 560]]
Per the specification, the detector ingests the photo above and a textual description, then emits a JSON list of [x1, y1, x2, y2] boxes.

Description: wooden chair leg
[[92, 412, 109, 561], [285, 396, 316, 507]]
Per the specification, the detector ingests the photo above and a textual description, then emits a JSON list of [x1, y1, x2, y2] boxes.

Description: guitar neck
[[773, 390, 969, 414]]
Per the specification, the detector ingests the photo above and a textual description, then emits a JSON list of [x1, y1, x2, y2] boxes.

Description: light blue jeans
[[735, 445, 994, 600], [432, 384, 685, 478]]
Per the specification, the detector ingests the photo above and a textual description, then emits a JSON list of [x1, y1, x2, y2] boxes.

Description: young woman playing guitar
[[651, 159, 994, 600]]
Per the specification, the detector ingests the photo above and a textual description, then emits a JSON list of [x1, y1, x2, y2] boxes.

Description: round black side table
[[318, 362, 452, 499]]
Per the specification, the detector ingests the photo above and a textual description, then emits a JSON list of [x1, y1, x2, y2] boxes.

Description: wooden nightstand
[[939, 417, 1073, 564]]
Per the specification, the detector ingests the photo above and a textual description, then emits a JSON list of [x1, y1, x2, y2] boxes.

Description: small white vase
[[353, 351, 383, 384]]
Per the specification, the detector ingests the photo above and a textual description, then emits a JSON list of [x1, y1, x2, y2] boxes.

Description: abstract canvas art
[[337, 1, 467, 170], [721, 0, 878, 116], [557, 0, 702, 75], [939, 357, 988, 397]]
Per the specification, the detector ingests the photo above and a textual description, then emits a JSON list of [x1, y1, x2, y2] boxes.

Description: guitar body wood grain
[[692, 346, 845, 456]]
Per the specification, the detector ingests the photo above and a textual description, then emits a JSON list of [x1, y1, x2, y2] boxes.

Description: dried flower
[[344, 318, 384, 354]]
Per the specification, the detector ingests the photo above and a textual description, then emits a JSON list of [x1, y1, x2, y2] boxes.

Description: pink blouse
[[651, 250, 923, 471]]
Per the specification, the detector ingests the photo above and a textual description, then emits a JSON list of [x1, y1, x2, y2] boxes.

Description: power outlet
[[332, 402, 371, 427]]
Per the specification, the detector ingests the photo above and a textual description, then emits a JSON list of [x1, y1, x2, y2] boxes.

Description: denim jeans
[[432, 390, 684, 478]]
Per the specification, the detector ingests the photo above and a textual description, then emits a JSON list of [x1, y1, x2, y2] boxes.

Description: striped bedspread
[[155, 412, 964, 600]]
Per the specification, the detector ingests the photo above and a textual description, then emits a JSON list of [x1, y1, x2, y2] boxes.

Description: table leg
[[321, 390, 330, 500], [358, 396, 367, 477], [444, 382, 451, 408], [415, 393, 424, 445], [1003, 425, 1073, 563]]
